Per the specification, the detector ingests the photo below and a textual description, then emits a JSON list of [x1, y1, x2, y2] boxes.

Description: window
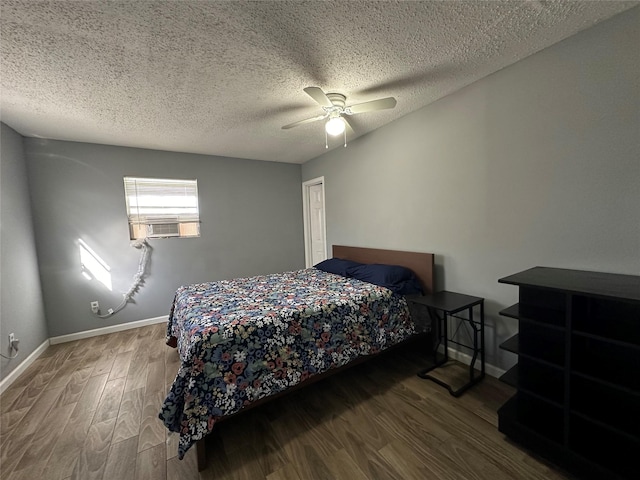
[[123, 176, 200, 240]]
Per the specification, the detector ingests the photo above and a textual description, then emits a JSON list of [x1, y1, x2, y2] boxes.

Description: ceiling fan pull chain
[[325, 130, 328, 149], [343, 129, 347, 147]]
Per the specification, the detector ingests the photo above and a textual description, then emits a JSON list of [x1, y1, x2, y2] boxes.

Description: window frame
[[123, 176, 200, 240]]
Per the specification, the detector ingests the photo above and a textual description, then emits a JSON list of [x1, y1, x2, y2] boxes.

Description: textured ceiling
[[1, 1, 637, 164]]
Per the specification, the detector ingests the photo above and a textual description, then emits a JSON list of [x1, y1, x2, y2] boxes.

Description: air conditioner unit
[[147, 223, 180, 238]]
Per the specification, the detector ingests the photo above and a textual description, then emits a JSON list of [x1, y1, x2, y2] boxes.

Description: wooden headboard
[[332, 245, 435, 295]]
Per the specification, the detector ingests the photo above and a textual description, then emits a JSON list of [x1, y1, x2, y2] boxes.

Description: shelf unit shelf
[[499, 333, 519, 354], [497, 267, 640, 480], [499, 364, 518, 387]]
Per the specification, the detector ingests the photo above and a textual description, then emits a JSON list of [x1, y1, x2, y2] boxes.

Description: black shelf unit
[[497, 267, 640, 480]]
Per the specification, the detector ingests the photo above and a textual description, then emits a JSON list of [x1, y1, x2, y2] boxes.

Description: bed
[[159, 245, 435, 471]]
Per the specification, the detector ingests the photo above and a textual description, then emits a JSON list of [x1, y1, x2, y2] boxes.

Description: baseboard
[[1, 315, 168, 395], [439, 345, 506, 379], [49, 315, 168, 345], [0, 338, 50, 395]]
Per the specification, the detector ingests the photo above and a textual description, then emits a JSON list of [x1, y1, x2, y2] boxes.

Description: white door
[[303, 178, 327, 267]]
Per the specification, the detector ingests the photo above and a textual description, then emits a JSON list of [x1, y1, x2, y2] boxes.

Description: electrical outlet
[[91, 301, 99, 313], [8, 333, 19, 352]]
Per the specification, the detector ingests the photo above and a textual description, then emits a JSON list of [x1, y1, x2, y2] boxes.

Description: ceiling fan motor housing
[[323, 93, 347, 119], [325, 93, 346, 108]]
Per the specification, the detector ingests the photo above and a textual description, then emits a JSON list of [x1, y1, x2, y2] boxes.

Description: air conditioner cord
[[94, 238, 151, 318]]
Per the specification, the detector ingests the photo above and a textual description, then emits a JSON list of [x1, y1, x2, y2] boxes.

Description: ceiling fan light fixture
[[325, 116, 345, 136]]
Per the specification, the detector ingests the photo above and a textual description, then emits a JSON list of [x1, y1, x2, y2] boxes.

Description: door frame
[[302, 176, 327, 268]]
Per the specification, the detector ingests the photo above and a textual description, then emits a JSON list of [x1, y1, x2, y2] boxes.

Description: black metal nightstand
[[406, 291, 485, 397]]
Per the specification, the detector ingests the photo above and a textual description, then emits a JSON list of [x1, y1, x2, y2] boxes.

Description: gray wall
[[24, 139, 304, 337], [1, 123, 49, 380], [302, 8, 640, 371]]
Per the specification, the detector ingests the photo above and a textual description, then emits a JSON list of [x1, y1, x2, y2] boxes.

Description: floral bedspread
[[159, 268, 414, 459]]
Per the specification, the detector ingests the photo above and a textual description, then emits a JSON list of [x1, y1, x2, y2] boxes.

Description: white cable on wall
[[95, 238, 151, 318]]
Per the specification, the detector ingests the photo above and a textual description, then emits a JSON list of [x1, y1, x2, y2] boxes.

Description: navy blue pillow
[[392, 277, 424, 295], [346, 263, 423, 295], [314, 258, 363, 277]]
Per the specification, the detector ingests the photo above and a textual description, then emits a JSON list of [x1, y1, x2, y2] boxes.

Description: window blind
[[123, 177, 200, 239]]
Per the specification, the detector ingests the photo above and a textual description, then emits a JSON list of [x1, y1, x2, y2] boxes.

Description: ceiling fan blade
[[303, 86, 333, 107], [342, 116, 355, 136], [281, 113, 328, 130], [345, 97, 397, 115]]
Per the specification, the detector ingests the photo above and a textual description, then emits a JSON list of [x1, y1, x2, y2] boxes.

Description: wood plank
[[108, 350, 133, 381], [8, 357, 54, 390], [0, 384, 26, 414], [73, 373, 109, 415], [38, 341, 74, 359], [437, 435, 519, 480], [370, 386, 452, 452], [145, 360, 165, 396], [103, 330, 130, 352], [291, 379, 404, 479], [211, 406, 288, 475], [10, 403, 76, 479], [0, 431, 34, 478], [4, 384, 43, 411], [137, 390, 166, 452], [123, 348, 149, 393], [166, 431, 180, 461], [209, 445, 266, 480], [64, 342, 90, 366], [92, 347, 119, 377], [135, 443, 166, 480], [112, 387, 144, 443], [14, 386, 64, 439], [378, 437, 462, 480], [245, 411, 289, 475], [71, 417, 117, 480], [52, 366, 94, 408], [87, 334, 113, 354], [102, 436, 138, 480], [22, 359, 59, 390], [147, 329, 166, 363], [404, 379, 568, 480], [420, 391, 544, 476], [166, 444, 200, 480], [118, 330, 142, 353], [323, 406, 405, 479], [47, 360, 85, 390], [78, 348, 105, 372], [5, 457, 51, 480], [93, 377, 126, 424], [269, 409, 337, 480], [324, 448, 370, 480], [41, 406, 94, 480], [266, 463, 303, 480], [0, 406, 29, 439]]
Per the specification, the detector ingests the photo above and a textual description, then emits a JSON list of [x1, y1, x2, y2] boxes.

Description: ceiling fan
[[282, 87, 397, 144]]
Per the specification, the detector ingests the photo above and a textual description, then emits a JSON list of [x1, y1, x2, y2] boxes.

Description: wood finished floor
[[0, 323, 574, 480]]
